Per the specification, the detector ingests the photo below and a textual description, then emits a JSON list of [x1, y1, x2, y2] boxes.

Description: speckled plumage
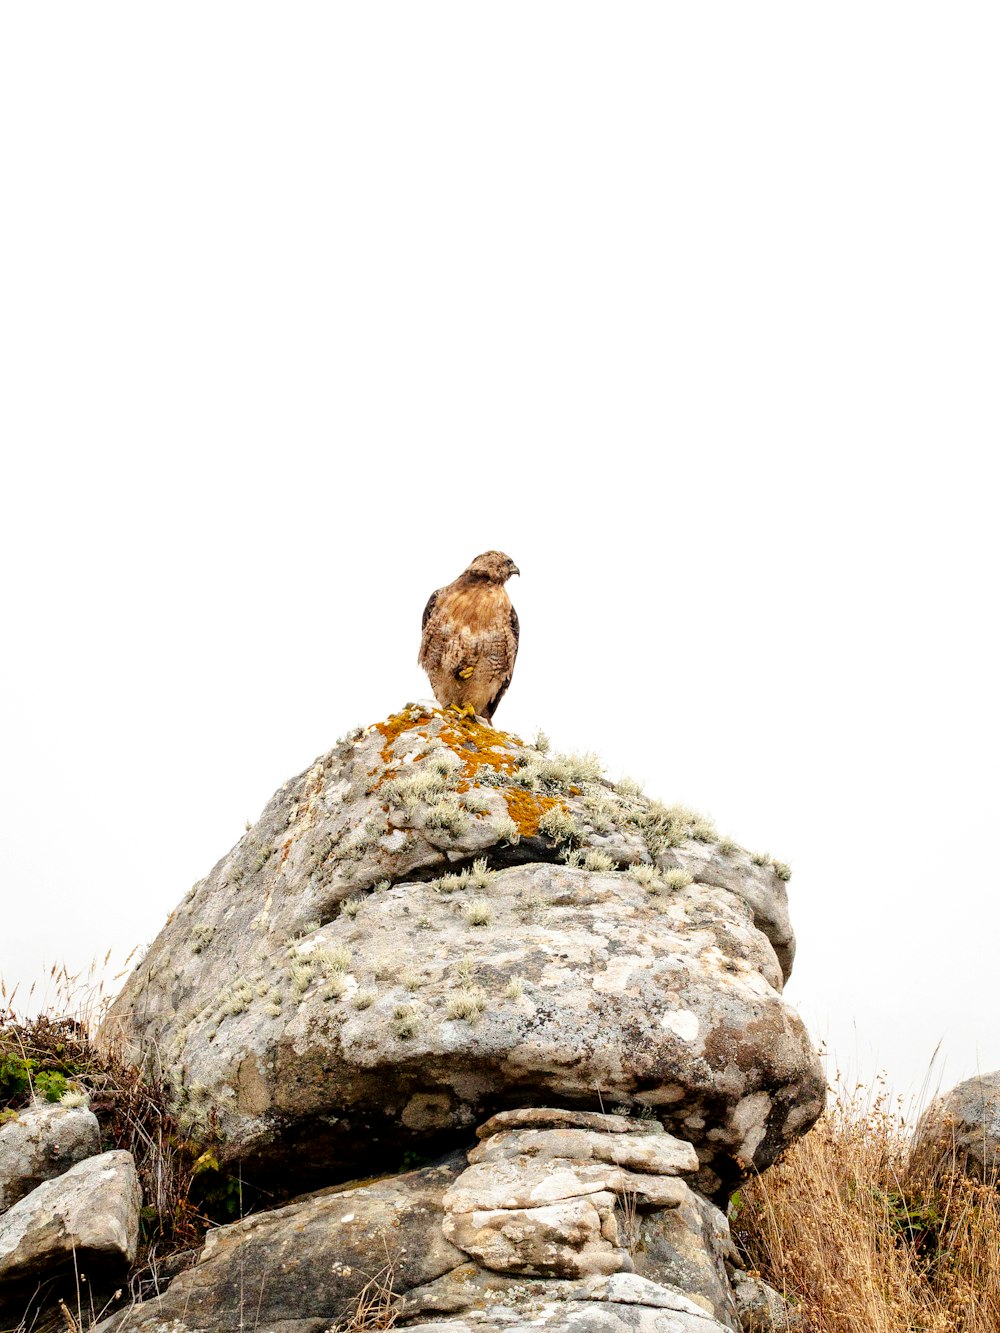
[[418, 551, 520, 721]]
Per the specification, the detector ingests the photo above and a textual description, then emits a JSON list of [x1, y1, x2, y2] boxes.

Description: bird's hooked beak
[[510, 564, 520, 578]]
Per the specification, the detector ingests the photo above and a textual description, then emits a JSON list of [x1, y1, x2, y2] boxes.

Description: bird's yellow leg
[[458, 665, 475, 679]]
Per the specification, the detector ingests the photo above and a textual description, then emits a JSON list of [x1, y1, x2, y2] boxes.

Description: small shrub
[[662, 868, 693, 890], [537, 806, 578, 844], [445, 988, 486, 1022], [629, 863, 659, 889], [582, 849, 616, 873], [391, 1005, 419, 1039], [491, 814, 520, 844], [464, 901, 493, 928]]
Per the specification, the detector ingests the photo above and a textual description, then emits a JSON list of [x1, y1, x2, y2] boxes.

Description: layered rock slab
[[95, 1115, 737, 1333], [102, 707, 822, 1196]]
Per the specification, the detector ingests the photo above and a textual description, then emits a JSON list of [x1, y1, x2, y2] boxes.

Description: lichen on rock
[[100, 706, 821, 1204]]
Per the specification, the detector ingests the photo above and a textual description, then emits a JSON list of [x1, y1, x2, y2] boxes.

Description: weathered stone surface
[[401, 1279, 730, 1333], [402, 1269, 731, 1331], [0, 1097, 102, 1213], [94, 1154, 468, 1333], [469, 1125, 700, 1177], [912, 1070, 1000, 1184], [634, 1190, 740, 1330], [102, 708, 822, 1198], [0, 1150, 140, 1294], [444, 1118, 704, 1284], [477, 1109, 667, 1138], [445, 1195, 628, 1279]]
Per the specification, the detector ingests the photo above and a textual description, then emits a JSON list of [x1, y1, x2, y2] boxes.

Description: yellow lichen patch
[[501, 788, 564, 839], [370, 708, 574, 839], [436, 713, 523, 779], [374, 707, 435, 766]]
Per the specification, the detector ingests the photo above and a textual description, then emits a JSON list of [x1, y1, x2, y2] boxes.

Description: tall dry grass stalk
[[736, 1082, 1000, 1332]]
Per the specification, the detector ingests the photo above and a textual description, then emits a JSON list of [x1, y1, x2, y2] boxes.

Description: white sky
[[2, 5, 997, 1111]]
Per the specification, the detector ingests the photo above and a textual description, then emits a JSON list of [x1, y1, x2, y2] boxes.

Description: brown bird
[[418, 552, 520, 721]]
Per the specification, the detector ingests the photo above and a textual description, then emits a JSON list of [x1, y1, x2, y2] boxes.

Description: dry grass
[[325, 1246, 397, 1333], [736, 1082, 1000, 1332], [0, 956, 244, 1332]]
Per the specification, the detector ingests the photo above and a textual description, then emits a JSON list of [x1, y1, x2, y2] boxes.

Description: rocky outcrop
[[0, 1151, 140, 1310], [96, 1112, 743, 1333], [0, 1098, 102, 1213], [102, 707, 823, 1201], [912, 1070, 1000, 1184], [94, 1153, 468, 1333]]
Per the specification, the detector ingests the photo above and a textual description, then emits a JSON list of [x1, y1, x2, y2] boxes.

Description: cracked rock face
[[95, 1115, 737, 1333], [102, 707, 822, 1198], [0, 1098, 102, 1213]]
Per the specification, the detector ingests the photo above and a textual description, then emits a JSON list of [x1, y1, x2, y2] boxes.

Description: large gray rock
[[912, 1070, 1000, 1184], [101, 707, 822, 1200], [0, 1098, 102, 1213], [442, 1112, 698, 1281], [95, 1116, 736, 1333], [634, 1190, 740, 1329], [0, 1150, 140, 1303], [400, 1271, 732, 1333], [94, 1153, 468, 1333]]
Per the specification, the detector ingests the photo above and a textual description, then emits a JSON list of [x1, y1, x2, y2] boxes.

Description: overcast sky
[[2, 5, 997, 1112]]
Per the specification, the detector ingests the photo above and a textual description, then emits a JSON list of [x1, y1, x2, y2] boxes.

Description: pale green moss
[[491, 814, 520, 844]]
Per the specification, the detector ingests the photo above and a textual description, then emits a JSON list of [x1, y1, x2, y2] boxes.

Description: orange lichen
[[374, 708, 434, 766], [370, 707, 572, 839], [501, 788, 563, 839]]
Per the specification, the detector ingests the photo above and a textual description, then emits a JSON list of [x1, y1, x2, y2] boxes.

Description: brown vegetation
[[736, 1081, 1000, 1332]]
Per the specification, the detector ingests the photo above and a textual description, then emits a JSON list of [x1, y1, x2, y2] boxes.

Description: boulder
[[911, 1070, 1000, 1184], [95, 1114, 739, 1333], [94, 1152, 468, 1333], [442, 1111, 697, 1280], [101, 708, 822, 1200], [0, 1150, 140, 1314], [0, 1098, 102, 1213]]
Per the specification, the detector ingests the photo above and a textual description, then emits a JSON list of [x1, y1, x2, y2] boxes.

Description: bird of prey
[[418, 551, 520, 721]]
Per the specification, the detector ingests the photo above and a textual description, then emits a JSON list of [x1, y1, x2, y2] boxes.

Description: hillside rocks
[[912, 1070, 1000, 1183], [102, 706, 823, 1200], [0, 1098, 101, 1212], [94, 1153, 468, 1333], [96, 1112, 742, 1333], [0, 1150, 140, 1297]]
